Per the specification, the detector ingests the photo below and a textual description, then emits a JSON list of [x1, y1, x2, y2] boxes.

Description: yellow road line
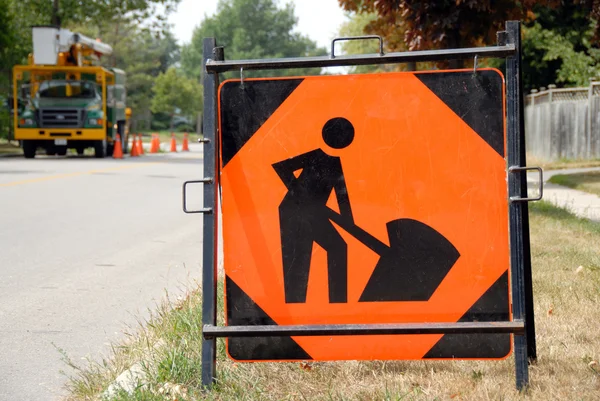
[[0, 162, 161, 188]]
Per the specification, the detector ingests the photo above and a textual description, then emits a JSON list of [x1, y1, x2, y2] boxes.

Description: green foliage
[[0, 109, 10, 140], [0, 0, 15, 139], [61, 17, 181, 125], [2, 0, 180, 72], [1, 0, 182, 132], [0, 1, 37, 75], [175, 124, 194, 133], [521, 3, 600, 91], [524, 23, 599, 88], [16, 0, 180, 28], [0, 0, 14, 59], [151, 67, 203, 118], [338, 12, 386, 74], [180, 0, 327, 79], [337, 12, 419, 73]]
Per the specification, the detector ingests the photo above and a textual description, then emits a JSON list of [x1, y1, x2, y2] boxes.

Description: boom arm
[[67, 32, 113, 56], [32, 26, 113, 65]]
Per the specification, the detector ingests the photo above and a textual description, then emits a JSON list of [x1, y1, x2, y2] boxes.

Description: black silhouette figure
[[273, 117, 355, 303]]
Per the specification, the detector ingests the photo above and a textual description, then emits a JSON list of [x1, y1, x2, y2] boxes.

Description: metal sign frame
[[188, 20, 539, 391]]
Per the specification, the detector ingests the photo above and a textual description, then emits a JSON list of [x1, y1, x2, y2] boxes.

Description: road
[[0, 146, 205, 400]]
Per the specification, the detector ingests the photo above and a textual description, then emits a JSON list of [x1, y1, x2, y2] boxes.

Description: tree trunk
[[447, 29, 465, 69], [52, 0, 60, 26], [113, 18, 120, 67]]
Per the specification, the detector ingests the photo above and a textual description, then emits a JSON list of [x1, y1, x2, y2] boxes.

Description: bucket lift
[[31, 26, 113, 66]]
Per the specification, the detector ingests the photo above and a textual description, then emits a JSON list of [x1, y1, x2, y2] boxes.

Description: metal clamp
[[331, 35, 384, 59], [182, 179, 214, 214], [508, 166, 543, 202], [198, 138, 210, 144]]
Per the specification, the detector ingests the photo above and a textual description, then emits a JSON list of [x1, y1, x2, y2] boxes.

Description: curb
[[0, 153, 23, 158]]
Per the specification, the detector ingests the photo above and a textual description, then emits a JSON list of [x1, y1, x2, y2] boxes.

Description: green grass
[[548, 172, 600, 197], [64, 202, 600, 401]]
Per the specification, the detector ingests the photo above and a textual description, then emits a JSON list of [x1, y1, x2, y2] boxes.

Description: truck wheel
[[56, 147, 67, 156], [76, 148, 84, 156], [22, 141, 36, 159], [94, 140, 107, 158], [46, 150, 57, 156]]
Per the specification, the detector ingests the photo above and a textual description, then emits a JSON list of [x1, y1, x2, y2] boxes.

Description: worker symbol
[[273, 117, 354, 303], [273, 117, 461, 304]]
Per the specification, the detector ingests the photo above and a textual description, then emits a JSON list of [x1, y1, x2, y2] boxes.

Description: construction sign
[[219, 69, 510, 361]]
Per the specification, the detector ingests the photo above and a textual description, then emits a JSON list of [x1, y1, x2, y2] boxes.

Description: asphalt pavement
[[0, 145, 205, 400]]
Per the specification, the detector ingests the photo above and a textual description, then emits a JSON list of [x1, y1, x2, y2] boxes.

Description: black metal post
[[518, 52, 538, 364], [200, 38, 221, 389], [505, 20, 529, 390]]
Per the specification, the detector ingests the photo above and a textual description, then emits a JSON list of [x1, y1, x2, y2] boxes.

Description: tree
[[337, 12, 386, 74], [15, 0, 180, 28], [2, 0, 181, 72], [70, 20, 181, 127], [0, 0, 15, 139], [336, 11, 422, 73], [151, 67, 203, 128], [521, 3, 600, 91], [0, 0, 15, 75], [337, 0, 555, 67], [181, 0, 327, 80]]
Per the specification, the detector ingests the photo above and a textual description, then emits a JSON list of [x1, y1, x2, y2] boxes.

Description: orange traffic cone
[[113, 134, 123, 159], [182, 132, 190, 151], [130, 135, 139, 157], [150, 134, 159, 153], [137, 134, 145, 155], [170, 133, 177, 152]]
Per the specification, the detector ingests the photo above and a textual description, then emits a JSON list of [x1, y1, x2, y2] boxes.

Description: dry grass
[[0, 139, 22, 155], [549, 172, 600, 198], [526, 154, 600, 171], [64, 202, 600, 401]]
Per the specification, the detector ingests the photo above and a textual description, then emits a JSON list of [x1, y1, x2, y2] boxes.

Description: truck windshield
[[37, 80, 97, 99]]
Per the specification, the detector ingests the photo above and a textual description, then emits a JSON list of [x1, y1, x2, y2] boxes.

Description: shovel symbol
[[326, 208, 460, 302]]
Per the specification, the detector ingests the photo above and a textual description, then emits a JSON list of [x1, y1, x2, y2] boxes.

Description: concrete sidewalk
[[528, 167, 600, 221]]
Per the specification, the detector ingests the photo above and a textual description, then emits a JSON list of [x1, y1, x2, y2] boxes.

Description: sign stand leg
[[201, 38, 222, 389], [505, 20, 530, 390]]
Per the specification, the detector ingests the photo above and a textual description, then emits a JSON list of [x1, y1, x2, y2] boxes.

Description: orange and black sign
[[219, 69, 510, 361]]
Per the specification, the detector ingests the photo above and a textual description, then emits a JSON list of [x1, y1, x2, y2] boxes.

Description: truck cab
[[12, 27, 128, 158]]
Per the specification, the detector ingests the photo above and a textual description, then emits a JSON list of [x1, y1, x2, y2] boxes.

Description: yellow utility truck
[[13, 26, 128, 158]]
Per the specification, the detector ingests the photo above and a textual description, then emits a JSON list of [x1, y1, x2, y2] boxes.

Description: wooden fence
[[524, 82, 600, 161]]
